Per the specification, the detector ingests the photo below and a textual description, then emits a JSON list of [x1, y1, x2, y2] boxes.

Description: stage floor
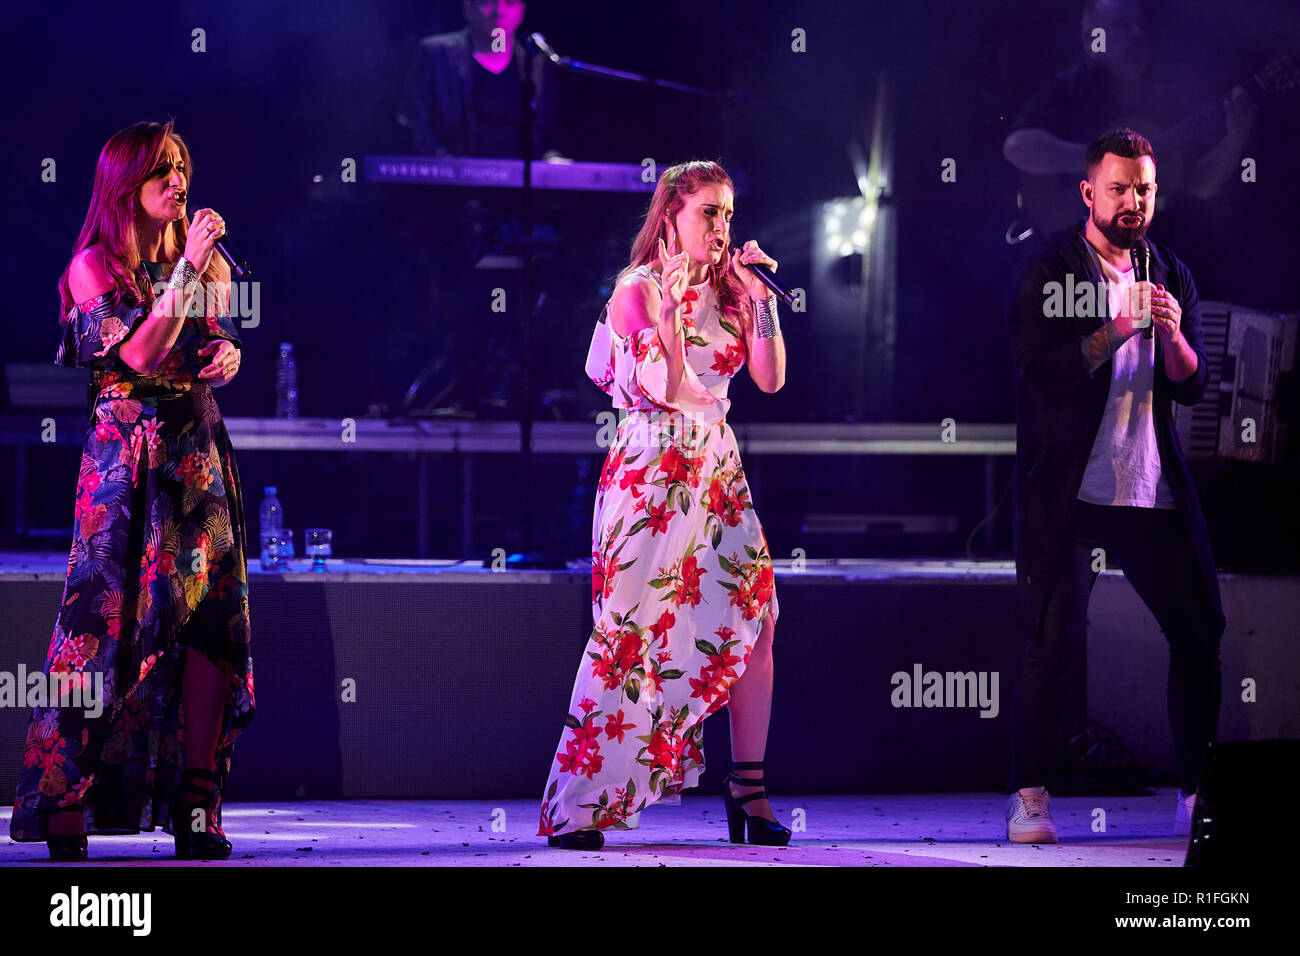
[[1, 790, 1191, 867]]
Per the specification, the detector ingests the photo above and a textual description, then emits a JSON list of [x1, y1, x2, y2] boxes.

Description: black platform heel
[[547, 829, 605, 850], [46, 805, 88, 862], [172, 768, 232, 860], [723, 761, 792, 846]]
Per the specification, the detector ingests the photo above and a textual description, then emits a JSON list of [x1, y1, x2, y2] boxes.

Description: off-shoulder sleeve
[[585, 307, 618, 395], [55, 294, 149, 369], [585, 305, 726, 430]]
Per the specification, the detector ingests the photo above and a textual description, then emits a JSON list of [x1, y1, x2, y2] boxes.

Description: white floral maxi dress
[[539, 266, 779, 835]]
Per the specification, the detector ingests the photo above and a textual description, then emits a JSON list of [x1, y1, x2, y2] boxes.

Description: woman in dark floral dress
[[10, 120, 254, 860]]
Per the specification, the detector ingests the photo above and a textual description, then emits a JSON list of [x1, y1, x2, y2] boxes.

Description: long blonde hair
[[58, 119, 229, 320], [620, 160, 751, 336]]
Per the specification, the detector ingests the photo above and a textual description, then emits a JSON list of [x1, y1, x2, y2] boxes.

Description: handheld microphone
[[734, 251, 796, 307], [1130, 240, 1151, 339], [216, 234, 252, 279], [188, 201, 252, 278]]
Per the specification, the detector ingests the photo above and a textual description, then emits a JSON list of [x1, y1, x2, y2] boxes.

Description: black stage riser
[[1, 572, 1295, 801]]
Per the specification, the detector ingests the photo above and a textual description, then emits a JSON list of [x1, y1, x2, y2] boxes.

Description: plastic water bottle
[[276, 343, 299, 419], [259, 486, 283, 566]]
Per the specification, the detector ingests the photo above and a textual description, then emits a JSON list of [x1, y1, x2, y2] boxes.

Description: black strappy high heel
[[547, 829, 605, 850], [172, 768, 232, 860], [46, 805, 88, 862], [723, 761, 792, 846]]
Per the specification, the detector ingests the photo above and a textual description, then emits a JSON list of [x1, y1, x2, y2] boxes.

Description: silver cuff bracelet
[[167, 256, 199, 292], [754, 295, 781, 339]]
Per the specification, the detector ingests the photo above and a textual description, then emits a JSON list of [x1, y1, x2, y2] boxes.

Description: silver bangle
[[754, 295, 781, 339], [166, 256, 199, 292]]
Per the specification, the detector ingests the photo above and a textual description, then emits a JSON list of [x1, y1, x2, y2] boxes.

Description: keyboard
[[364, 155, 656, 193]]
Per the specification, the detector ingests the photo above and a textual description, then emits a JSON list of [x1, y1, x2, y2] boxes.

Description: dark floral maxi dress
[[10, 260, 255, 842], [538, 267, 779, 835]]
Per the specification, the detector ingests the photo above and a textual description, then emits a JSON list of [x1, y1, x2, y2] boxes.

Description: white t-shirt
[[1076, 238, 1178, 509]]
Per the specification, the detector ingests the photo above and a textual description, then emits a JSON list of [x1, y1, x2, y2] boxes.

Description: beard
[[1093, 207, 1150, 248]]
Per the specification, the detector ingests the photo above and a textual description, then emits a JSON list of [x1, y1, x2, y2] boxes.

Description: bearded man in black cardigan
[[1004, 128, 1226, 843]]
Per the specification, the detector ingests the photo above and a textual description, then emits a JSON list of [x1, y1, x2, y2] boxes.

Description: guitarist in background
[[1004, 0, 1257, 237]]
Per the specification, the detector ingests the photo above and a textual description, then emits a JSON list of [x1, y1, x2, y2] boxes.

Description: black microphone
[[734, 251, 796, 307], [216, 235, 251, 279], [188, 199, 252, 278], [1130, 240, 1151, 339]]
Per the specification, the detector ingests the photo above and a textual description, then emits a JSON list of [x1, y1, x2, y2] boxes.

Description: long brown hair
[[620, 160, 752, 335], [57, 120, 229, 321]]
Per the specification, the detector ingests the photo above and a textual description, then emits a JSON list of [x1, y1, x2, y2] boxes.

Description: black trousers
[[1009, 501, 1223, 793]]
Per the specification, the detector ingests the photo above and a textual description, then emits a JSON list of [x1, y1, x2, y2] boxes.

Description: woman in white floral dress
[[540, 161, 790, 848]]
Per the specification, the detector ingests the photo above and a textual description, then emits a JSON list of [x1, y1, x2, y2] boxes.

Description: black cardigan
[[1005, 220, 1226, 638]]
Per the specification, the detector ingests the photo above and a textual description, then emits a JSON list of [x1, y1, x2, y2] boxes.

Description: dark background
[[3, 0, 1297, 564]]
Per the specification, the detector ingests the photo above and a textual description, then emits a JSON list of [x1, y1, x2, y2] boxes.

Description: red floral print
[[604, 709, 637, 744], [658, 445, 704, 488], [647, 610, 675, 647], [619, 464, 650, 497], [542, 265, 778, 836], [679, 287, 700, 316], [644, 499, 676, 536], [711, 339, 746, 377]]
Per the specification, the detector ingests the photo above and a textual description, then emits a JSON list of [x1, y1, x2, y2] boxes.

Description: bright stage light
[[821, 197, 874, 258]]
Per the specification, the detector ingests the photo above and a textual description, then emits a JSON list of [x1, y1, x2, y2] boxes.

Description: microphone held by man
[[1130, 240, 1152, 339]]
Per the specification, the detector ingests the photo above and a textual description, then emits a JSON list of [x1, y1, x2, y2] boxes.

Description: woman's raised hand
[[657, 226, 691, 323], [183, 208, 226, 275]]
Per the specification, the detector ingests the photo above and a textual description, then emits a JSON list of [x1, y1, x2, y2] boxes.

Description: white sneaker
[[1175, 789, 1197, 836], [1006, 786, 1058, 843]]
